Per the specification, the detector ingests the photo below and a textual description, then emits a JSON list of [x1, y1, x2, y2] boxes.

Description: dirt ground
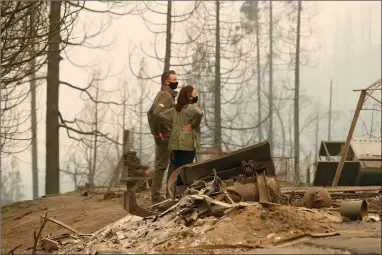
[[0, 189, 135, 254], [1, 188, 380, 255]]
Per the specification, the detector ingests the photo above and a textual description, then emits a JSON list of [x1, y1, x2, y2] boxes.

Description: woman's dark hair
[[174, 85, 194, 112]]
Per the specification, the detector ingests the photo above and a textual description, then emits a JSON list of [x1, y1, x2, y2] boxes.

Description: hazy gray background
[[2, 1, 381, 200]]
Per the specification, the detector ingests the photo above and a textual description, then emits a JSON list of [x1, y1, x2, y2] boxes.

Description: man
[[147, 70, 178, 204]]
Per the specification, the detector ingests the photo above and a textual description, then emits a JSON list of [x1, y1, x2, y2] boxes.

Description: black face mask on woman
[[191, 96, 198, 104]]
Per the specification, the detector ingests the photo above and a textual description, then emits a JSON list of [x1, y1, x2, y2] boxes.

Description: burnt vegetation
[[1, 1, 380, 198]]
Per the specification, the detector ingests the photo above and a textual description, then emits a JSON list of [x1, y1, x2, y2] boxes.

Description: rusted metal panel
[[179, 141, 276, 185], [359, 160, 382, 169], [227, 183, 258, 201], [351, 138, 382, 160], [318, 141, 346, 157], [123, 190, 155, 217], [355, 167, 382, 186], [314, 138, 382, 187], [318, 139, 381, 159], [313, 161, 360, 186]]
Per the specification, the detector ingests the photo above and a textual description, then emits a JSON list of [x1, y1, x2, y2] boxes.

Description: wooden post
[[123, 130, 130, 178], [332, 90, 366, 187], [306, 166, 311, 185], [322, 142, 331, 161]]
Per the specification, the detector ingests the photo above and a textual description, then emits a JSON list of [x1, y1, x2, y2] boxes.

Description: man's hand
[[153, 133, 164, 140], [183, 125, 192, 131]]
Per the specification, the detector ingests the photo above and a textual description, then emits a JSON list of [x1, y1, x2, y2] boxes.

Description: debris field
[[2, 141, 381, 254]]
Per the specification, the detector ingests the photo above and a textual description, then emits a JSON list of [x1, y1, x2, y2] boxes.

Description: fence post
[[123, 129, 130, 178]]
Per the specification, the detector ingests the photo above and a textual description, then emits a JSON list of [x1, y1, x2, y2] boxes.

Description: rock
[[116, 231, 126, 240], [41, 238, 59, 251], [104, 191, 118, 200], [364, 215, 380, 222], [193, 218, 205, 226], [205, 218, 218, 226], [180, 228, 194, 237]]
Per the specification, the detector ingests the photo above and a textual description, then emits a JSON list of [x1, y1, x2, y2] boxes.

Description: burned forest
[[1, 1, 381, 254]]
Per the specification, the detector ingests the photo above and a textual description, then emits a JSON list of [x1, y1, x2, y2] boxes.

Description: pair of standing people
[[147, 70, 203, 204]]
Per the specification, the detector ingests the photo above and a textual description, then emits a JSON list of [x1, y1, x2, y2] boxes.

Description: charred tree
[[29, 11, 39, 199], [164, 1, 172, 72], [214, 0, 222, 151], [268, 0, 274, 152], [328, 79, 333, 140], [45, 1, 62, 195], [89, 88, 100, 186], [293, 0, 302, 184], [255, 3, 263, 142]]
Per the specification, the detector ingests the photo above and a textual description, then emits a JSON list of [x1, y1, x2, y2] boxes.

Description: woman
[[160, 85, 204, 185]]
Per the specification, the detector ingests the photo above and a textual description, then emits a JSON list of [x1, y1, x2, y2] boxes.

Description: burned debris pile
[[59, 194, 337, 254], [37, 141, 381, 254]]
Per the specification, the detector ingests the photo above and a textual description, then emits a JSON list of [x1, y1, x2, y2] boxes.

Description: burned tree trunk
[[255, 3, 263, 142], [214, 0, 222, 151], [268, 0, 273, 152], [45, 1, 62, 195], [275, 107, 286, 157], [328, 79, 333, 140], [164, 1, 172, 72], [293, 0, 302, 184], [30, 11, 39, 199], [90, 88, 99, 186]]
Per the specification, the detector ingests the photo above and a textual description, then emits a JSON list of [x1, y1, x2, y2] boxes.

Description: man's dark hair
[[161, 70, 176, 86], [175, 85, 194, 112]]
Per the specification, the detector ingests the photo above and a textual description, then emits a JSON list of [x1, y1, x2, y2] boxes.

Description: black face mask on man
[[191, 96, 199, 104], [169, 81, 178, 90]]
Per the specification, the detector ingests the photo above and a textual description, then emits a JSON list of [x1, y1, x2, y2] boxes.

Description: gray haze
[[1, 1, 381, 200]]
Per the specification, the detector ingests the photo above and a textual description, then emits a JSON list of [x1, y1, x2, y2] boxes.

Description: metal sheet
[[359, 161, 382, 169], [318, 141, 345, 156], [256, 168, 271, 203], [355, 168, 382, 186], [226, 183, 258, 202], [180, 141, 276, 185], [123, 191, 155, 217], [313, 161, 360, 186], [351, 138, 382, 159]]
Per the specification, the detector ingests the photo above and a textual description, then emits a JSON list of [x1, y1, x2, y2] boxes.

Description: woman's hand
[[183, 125, 192, 131]]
